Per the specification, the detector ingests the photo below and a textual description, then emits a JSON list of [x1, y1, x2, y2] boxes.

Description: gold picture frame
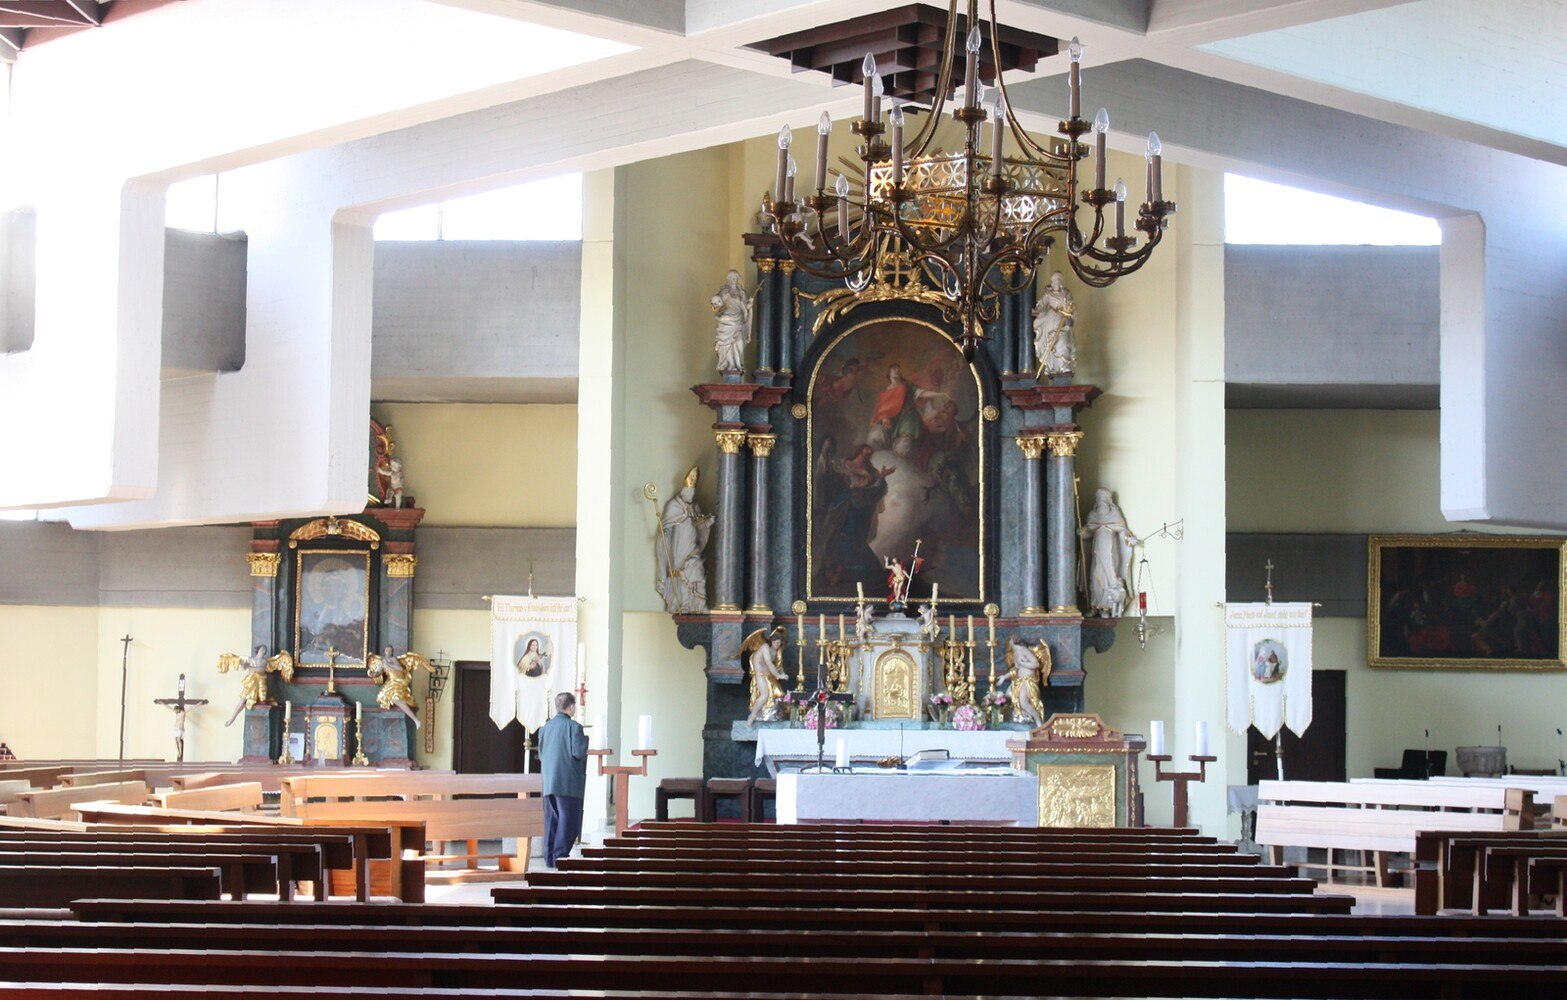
[[1368, 534, 1566, 671], [293, 548, 372, 668]]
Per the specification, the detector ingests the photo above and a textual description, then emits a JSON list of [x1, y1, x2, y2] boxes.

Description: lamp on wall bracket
[[762, 0, 1176, 361]]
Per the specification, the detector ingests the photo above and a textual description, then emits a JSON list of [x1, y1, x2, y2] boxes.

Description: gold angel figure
[[217, 644, 295, 726], [367, 645, 430, 728], [741, 626, 788, 726], [1001, 636, 1052, 726]]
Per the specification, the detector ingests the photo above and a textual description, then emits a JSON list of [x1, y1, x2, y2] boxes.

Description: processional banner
[[489, 594, 577, 734], [1224, 602, 1313, 739]]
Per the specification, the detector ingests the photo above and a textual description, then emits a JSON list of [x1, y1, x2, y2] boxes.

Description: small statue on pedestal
[[1080, 487, 1140, 617], [1032, 271, 1077, 378], [367, 646, 431, 728], [652, 467, 714, 614], [711, 269, 753, 374], [217, 645, 294, 726], [1001, 636, 1051, 725], [741, 627, 787, 725]]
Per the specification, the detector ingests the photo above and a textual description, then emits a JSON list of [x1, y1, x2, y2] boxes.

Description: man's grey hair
[[555, 692, 576, 712]]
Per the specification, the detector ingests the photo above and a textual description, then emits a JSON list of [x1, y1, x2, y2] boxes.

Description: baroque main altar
[[667, 234, 1120, 779]]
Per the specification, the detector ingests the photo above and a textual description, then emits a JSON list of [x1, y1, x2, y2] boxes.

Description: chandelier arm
[[908, 0, 962, 157]]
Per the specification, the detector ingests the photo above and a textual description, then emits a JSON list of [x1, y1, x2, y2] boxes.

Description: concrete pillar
[[746, 431, 777, 614], [1045, 431, 1084, 613], [712, 426, 749, 613], [754, 259, 776, 374], [1015, 434, 1047, 616]]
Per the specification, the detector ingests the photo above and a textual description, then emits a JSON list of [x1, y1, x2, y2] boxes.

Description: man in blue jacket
[[537, 691, 589, 868]]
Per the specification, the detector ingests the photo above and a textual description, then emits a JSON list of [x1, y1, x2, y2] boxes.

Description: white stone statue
[[742, 627, 788, 725], [1001, 636, 1050, 725], [1032, 271, 1077, 377], [711, 268, 753, 373], [1079, 487, 1140, 617], [383, 455, 405, 509], [916, 603, 937, 638], [656, 467, 714, 613], [855, 602, 876, 641]]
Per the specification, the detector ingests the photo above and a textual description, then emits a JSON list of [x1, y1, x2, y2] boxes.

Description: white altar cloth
[[754, 728, 1016, 771], [777, 769, 1039, 825]]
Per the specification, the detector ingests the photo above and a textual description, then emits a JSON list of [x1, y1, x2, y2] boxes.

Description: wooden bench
[[0, 867, 223, 907], [1257, 778, 1532, 884], [148, 783, 264, 813], [8, 781, 149, 820], [281, 772, 541, 876]]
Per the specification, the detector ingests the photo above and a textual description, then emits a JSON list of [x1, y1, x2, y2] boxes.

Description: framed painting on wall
[[293, 549, 372, 667], [1368, 535, 1566, 670]]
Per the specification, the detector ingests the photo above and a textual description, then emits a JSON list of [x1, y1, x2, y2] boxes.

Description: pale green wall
[[1227, 409, 1567, 776]]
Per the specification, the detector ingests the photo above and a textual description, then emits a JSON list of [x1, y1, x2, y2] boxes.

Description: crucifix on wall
[[153, 674, 209, 763]]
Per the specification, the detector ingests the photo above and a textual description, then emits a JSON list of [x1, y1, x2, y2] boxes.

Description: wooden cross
[[1264, 559, 1275, 606], [153, 674, 209, 764]]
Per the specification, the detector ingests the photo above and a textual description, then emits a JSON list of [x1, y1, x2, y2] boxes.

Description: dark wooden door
[[452, 660, 533, 774], [1246, 669, 1346, 784]]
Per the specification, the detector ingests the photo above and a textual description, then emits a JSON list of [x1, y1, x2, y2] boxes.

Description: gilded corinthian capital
[[1046, 430, 1085, 458], [247, 552, 280, 577], [715, 429, 749, 454], [1015, 435, 1048, 460], [748, 433, 777, 458]]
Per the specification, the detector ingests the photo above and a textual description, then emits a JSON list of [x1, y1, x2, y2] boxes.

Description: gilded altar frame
[[804, 315, 988, 604], [1368, 534, 1567, 671]]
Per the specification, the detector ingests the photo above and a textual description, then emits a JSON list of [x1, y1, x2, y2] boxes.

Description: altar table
[[754, 728, 1016, 773], [776, 769, 1040, 826]]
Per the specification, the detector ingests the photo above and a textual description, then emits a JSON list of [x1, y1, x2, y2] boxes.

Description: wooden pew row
[[71, 898, 1567, 938], [586, 838, 1244, 858], [0, 990, 1117, 1000], [631, 820, 1211, 838], [1413, 828, 1567, 915], [2, 944, 1562, 996], [528, 868, 1321, 896], [9, 918, 1567, 969], [173, 767, 450, 794], [496, 884, 1353, 913], [8, 781, 149, 820], [0, 869, 223, 907], [558, 856, 1286, 879], [147, 783, 264, 813], [0, 837, 326, 901]]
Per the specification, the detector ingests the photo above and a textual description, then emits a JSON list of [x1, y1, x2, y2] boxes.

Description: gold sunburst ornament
[[763, 0, 1175, 360]]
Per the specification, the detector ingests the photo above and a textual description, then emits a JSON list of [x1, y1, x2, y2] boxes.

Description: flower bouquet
[[981, 689, 1010, 727], [950, 703, 986, 732], [928, 692, 955, 726], [800, 702, 842, 730]]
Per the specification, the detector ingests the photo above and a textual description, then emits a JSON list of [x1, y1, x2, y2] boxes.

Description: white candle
[[576, 641, 585, 685], [1194, 721, 1211, 757], [835, 737, 849, 770], [592, 713, 605, 750], [637, 714, 654, 751], [1149, 720, 1166, 757]]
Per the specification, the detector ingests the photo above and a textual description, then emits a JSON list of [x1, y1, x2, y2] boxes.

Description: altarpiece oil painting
[[809, 318, 983, 602]]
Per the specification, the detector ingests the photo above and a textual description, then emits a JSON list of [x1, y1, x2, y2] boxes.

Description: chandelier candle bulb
[[890, 103, 905, 185], [1113, 177, 1128, 238], [1145, 131, 1163, 203], [637, 714, 654, 751], [1194, 720, 1211, 757], [1149, 720, 1166, 756], [872, 72, 884, 123], [815, 112, 831, 191], [775, 125, 792, 202], [963, 25, 981, 109], [862, 53, 876, 122], [989, 95, 1005, 177], [1093, 108, 1110, 190], [1067, 36, 1083, 119], [784, 155, 797, 203]]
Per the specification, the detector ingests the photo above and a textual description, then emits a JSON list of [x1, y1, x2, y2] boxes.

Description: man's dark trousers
[[544, 793, 584, 867]]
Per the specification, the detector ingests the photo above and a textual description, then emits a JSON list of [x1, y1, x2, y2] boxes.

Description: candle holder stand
[[1147, 753, 1216, 828], [590, 747, 658, 836]]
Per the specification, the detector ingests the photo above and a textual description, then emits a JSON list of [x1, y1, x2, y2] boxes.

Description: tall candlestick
[[1113, 177, 1127, 238], [987, 612, 995, 643], [355, 700, 362, 723], [1149, 720, 1166, 757], [1093, 108, 1109, 190], [592, 713, 604, 749], [774, 124, 792, 201], [967, 614, 974, 643], [962, 25, 981, 109], [931, 583, 938, 605], [815, 111, 831, 192], [819, 613, 826, 637], [1145, 131, 1163, 203], [637, 714, 654, 751], [838, 613, 845, 639], [871, 72, 883, 123], [856, 581, 864, 602], [889, 101, 905, 186], [861, 53, 876, 122], [1194, 721, 1211, 757], [948, 614, 956, 639], [1067, 36, 1082, 119], [989, 93, 1005, 177]]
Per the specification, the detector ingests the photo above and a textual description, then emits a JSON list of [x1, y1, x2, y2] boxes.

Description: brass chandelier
[[763, 0, 1176, 360]]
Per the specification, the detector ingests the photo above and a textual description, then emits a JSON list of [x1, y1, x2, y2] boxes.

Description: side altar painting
[[810, 319, 982, 603], [666, 231, 1147, 780]]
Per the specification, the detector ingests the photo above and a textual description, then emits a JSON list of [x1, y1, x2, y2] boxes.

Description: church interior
[[1, 0, 1566, 994]]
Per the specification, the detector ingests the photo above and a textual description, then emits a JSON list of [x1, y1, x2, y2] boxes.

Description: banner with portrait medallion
[[1224, 602, 1313, 739], [489, 594, 577, 733]]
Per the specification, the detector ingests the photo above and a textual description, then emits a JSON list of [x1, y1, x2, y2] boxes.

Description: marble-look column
[[380, 551, 418, 652], [745, 431, 776, 614], [1045, 430, 1085, 613], [998, 267, 1017, 376], [777, 261, 796, 376], [247, 551, 280, 651], [754, 259, 776, 375], [1015, 434, 1048, 616], [1018, 279, 1038, 377], [712, 427, 749, 613]]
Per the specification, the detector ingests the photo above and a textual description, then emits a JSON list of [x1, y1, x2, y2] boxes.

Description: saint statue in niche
[[655, 467, 714, 613], [811, 321, 981, 601], [711, 269, 753, 373], [1080, 487, 1140, 617], [1032, 271, 1077, 377]]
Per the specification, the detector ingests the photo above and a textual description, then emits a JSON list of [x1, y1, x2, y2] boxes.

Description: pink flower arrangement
[[950, 703, 986, 731], [928, 693, 955, 709], [982, 690, 1010, 708], [801, 703, 840, 730]]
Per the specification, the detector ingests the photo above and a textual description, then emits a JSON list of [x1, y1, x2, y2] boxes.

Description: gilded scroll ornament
[[795, 234, 962, 335], [1037, 764, 1117, 827], [384, 554, 418, 579], [289, 516, 381, 548], [247, 552, 280, 577], [715, 429, 748, 455]]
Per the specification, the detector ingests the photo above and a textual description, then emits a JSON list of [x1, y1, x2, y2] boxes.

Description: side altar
[[657, 231, 1138, 781]]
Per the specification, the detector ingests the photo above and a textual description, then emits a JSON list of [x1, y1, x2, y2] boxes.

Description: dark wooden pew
[[2, 944, 1563, 996], [0, 840, 324, 900], [558, 856, 1282, 879], [1415, 829, 1567, 914], [0, 852, 278, 900], [0, 868, 222, 907]]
